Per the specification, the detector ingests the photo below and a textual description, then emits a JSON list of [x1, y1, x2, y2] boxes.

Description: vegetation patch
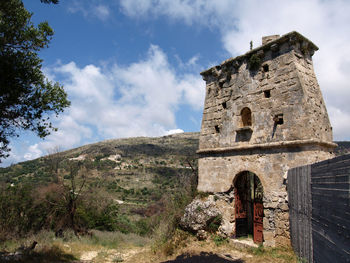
[[248, 54, 262, 71]]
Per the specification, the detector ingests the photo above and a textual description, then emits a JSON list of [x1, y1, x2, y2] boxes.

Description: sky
[[2, 0, 350, 167]]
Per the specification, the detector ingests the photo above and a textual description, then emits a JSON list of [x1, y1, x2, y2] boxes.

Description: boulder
[[180, 195, 220, 233]]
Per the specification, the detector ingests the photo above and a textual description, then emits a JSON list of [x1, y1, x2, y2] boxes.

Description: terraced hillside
[[0, 132, 348, 239], [0, 132, 199, 238]]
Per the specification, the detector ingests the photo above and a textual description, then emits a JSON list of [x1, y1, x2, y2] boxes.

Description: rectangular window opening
[[274, 114, 284, 125], [264, 90, 271, 98], [263, 64, 269, 72], [235, 128, 253, 142]]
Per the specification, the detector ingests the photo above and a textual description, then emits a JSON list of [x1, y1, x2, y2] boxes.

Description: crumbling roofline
[[200, 31, 318, 77]]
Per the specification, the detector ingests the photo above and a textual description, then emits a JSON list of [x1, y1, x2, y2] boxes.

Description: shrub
[[159, 229, 190, 256], [207, 215, 222, 233], [249, 54, 261, 71], [212, 235, 228, 246]]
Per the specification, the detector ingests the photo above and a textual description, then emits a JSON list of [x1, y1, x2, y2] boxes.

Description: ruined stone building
[[197, 31, 337, 246]]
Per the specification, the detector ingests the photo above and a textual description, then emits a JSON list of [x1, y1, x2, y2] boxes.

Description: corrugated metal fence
[[288, 154, 350, 263]]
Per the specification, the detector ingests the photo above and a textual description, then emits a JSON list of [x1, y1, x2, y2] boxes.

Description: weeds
[[246, 245, 298, 262], [297, 256, 309, 263], [249, 54, 261, 71], [206, 215, 222, 233], [157, 229, 191, 256], [212, 235, 228, 246], [197, 191, 210, 199], [250, 244, 265, 255], [112, 255, 124, 262]]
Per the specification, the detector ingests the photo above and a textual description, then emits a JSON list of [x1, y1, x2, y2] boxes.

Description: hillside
[[1, 134, 349, 191], [1, 133, 349, 262], [0, 132, 199, 180], [0, 132, 198, 242]]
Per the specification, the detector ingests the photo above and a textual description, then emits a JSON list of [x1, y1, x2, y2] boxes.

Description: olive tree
[[0, 0, 69, 161]]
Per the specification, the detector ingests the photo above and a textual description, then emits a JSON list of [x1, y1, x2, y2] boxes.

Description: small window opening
[[263, 64, 269, 72], [215, 125, 220, 133], [264, 90, 271, 98], [222, 102, 227, 109], [241, 107, 252, 127], [208, 88, 211, 94], [235, 128, 253, 142], [273, 114, 283, 125], [226, 74, 231, 83]]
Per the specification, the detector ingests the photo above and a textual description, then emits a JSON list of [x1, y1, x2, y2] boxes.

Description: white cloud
[[23, 144, 43, 160], [95, 5, 110, 20], [18, 45, 204, 161], [68, 0, 110, 20], [119, 0, 350, 140], [165, 129, 184, 136], [328, 107, 350, 141], [119, 0, 234, 27], [3, 0, 349, 167], [218, 0, 350, 141]]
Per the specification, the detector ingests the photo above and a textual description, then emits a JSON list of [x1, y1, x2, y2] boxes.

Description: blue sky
[[2, 0, 350, 166]]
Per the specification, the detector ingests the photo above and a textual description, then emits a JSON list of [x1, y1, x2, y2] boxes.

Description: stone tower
[[197, 31, 336, 246]]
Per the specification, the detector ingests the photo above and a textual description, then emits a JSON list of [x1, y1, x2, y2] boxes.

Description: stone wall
[[198, 145, 334, 246], [197, 31, 336, 246], [199, 32, 333, 150]]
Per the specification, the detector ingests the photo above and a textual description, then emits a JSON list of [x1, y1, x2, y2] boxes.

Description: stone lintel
[[197, 139, 337, 154], [200, 31, 319, 79]]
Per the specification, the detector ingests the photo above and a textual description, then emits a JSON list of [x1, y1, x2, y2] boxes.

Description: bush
[[0, 181, 124, 238], [0, 184, 48, 239], [114, 215, 138, 234], [158, 229, 190, 256], [136, 218, 152, 236], [212, 235, 228, 246], [207, 215, 222, 233], [249, 54, 261, 71]]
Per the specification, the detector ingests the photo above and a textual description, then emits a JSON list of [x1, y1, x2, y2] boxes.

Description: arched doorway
[[234, 171, 264, 243]]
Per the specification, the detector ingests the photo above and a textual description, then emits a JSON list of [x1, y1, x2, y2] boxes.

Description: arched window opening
[[241, 107, 252, 127]]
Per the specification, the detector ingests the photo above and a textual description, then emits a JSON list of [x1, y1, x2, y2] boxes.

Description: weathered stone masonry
[[197, 31, 336, 246]]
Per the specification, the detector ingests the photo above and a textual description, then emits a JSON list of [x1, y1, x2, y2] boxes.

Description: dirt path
[[160, 252, 244, 263], [119, 239, 255, 263]]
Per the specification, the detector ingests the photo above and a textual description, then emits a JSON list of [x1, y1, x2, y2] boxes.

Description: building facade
[[197, 31, 336, 246]]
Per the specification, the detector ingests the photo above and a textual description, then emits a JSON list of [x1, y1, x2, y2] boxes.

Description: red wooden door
[[235, 188, 247, 219], [253, 201, 263, 243], [235, 176, 248, 237]]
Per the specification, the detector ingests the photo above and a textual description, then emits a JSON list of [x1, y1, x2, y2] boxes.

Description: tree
[[46, 145, 64, 182], [0, 0, 70, 161]]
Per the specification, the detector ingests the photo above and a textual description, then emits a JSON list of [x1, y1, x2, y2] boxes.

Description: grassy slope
[[1, 135, 349, 215], [0, 132, 199, 229], [0, 134, 349, 262], [1, 135, 348, 212]]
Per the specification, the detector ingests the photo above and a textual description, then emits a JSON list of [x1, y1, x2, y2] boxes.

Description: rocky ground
[[1, 236, 298, 263], [77, 238, 296, 263]]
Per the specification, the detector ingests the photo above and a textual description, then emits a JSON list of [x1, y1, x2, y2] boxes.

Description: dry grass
[[244, 245, 298, 263], [130, 234, 299, 263], [0, 230, 151, 262], [0, 230, 298, 263]]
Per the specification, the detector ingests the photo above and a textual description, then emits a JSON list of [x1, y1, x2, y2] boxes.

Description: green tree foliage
[[0, 0, 70, 161], [0, 182, 120, 240]]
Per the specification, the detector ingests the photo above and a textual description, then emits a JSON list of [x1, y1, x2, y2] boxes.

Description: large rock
[[180, 195, 220, 232]]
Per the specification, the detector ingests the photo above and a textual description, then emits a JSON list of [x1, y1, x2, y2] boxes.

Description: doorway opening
[[234, 171, 264, 243]]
